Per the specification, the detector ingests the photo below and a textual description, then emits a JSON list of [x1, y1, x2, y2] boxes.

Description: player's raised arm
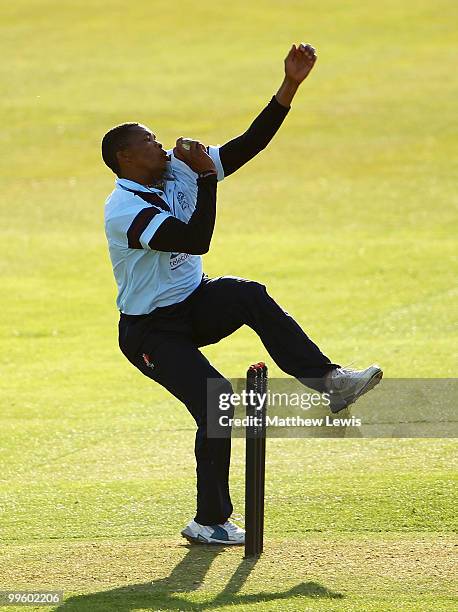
[[219, 43, 317, 177]]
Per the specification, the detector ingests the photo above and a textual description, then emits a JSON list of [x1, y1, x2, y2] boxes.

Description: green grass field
[[1, 0, 457, 610]]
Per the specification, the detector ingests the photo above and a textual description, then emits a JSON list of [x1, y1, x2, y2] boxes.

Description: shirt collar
[[116, 178, 163, 193]]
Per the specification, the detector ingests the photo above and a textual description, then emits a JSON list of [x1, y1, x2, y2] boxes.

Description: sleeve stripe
[[127, 207, 161, 249]]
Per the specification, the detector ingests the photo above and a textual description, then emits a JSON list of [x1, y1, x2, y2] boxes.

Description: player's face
[[118, 126, 168, 179]]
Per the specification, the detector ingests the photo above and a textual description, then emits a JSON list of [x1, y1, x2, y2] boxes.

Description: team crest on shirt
[[176, 191, 189, 211], [170, 252, 190, 269]]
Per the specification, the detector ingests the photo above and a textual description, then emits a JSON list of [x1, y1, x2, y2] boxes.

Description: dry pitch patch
[[1, 534, 456, 610]]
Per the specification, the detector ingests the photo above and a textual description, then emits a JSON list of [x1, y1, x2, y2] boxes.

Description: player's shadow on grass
[[54, 544, 343, 611]]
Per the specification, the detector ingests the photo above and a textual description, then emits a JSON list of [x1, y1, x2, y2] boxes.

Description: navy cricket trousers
[[118, 275, 339, 526]]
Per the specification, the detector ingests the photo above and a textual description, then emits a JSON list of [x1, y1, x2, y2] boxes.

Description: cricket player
[[102, 43, 382, 545]]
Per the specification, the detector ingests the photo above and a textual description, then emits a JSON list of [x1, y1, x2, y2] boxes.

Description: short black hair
[[101, 123, 140, 175]]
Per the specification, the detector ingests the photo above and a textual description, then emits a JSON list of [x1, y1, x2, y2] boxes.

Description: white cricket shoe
[[181, 519, 245, 545], [325, 364, 383, 413]]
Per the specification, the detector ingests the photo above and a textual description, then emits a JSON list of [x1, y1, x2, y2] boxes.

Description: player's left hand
[[284, 43, 317, 84]]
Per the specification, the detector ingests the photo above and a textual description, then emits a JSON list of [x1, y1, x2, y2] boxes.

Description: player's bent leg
[[190, 275, 340, 392], [119, 328, 238, 538], [191, 276, 383, 401]]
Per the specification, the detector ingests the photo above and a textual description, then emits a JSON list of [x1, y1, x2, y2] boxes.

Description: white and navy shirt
[[104, 96, 290, 316], [104, 146, 224, 315]]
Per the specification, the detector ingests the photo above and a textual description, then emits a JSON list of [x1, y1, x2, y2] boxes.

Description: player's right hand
[[173, 138, 217, 175]]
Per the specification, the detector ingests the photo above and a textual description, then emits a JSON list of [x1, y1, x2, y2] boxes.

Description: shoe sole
[[181, 530, 244, 546], [330, 369, 383, 414]]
